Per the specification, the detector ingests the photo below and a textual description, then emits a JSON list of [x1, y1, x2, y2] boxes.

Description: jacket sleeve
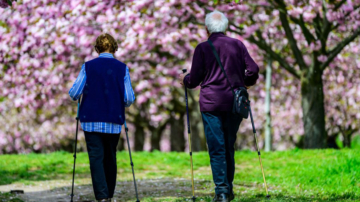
[[124, 66, 135, 107], [68, 63, 86, 101], [183, 45, 206, 89], [241, 43, 259, 86]]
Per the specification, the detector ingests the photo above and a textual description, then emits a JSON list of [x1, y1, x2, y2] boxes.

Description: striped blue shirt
[[69, 53, 135, 134]]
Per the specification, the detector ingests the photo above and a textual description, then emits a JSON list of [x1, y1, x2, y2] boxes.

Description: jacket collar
[[99, 53, 114, 58], [208, 32, 225, 41]]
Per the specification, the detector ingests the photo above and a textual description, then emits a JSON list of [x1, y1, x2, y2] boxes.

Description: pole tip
[[182, 69, 187, 73], [192, 196, 196, 201], [266, 195, 271, 199]]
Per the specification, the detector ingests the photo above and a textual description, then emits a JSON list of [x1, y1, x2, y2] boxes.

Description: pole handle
[[182, 69, 187, 73], [249, 105, 256, 134], [124, 120, 129, 132], [76, 97, 81, 118]]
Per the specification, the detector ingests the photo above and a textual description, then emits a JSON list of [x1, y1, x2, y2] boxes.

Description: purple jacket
[[183, 32, 259, 112]]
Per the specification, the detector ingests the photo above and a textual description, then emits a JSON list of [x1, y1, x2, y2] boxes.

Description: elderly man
[[179, 11, 259, 202]]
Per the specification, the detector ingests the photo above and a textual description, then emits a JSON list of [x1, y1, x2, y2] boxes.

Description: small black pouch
[[233, 87, 249, 119]]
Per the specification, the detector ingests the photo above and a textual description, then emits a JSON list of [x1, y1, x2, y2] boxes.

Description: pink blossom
[[257, 13, 269, 21], [244, 24, 259, 38], [136, 95, 147, 105], [51, 75, 60, 85], [149, 103, 157, 114], [318, 55, 328, 63], [302, 12, 316, 22], [288, 7, 303, 18], [135, 80, 149, 92], [151, 115, 163, 123], [0, 0, 359, 153]]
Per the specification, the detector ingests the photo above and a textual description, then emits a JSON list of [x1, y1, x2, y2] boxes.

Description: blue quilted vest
[[79, 57, 126, 125]]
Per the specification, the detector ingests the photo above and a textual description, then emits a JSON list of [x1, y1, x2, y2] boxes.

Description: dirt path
[[0, 178, 213, 202]]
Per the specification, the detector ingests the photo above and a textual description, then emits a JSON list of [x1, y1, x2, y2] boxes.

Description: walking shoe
[[212, 193, 229, 202], [97, 199, 110, 202], [229, 192, 235, 201]]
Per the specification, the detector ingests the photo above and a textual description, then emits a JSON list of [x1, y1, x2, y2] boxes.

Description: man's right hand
[[179, 72, 188, 86]]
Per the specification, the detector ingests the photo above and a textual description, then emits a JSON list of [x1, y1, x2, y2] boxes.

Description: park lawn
[[0, 149, 359, 201]]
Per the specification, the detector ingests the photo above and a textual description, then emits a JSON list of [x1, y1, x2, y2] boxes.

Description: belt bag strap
[[207, 40, 235, 96]]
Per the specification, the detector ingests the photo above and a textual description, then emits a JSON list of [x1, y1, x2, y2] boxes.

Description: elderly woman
[[69, 33, 135, 202], [180, 11, 259, 202]]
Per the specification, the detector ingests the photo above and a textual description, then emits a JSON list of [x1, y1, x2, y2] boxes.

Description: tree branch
[[313, 14, 323, 40], [247, 2, 275, 9], [247, 34, 301, 79], [229, 0, 302, 78], [334, 0, 347, 10], [319, 0, 332, 55], [269, 0, 285, 9], [290, 15, 316, 45], [228, 22, 301, 79], [321, 26, 360, 70], [229, 22, 244, 33], [277, 3, 307, 69]]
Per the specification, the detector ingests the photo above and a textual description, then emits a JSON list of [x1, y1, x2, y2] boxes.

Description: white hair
[[205, 10, 229, 33]]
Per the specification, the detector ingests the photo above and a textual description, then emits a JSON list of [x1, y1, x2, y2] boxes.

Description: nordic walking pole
[[70, 97, 81, 202], [248, 104, 270, 199], [182, 69, 196, 202], [124, 120, 140, 202]]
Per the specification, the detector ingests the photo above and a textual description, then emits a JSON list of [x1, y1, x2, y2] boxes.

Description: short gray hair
[[205, 10, 229, 33]]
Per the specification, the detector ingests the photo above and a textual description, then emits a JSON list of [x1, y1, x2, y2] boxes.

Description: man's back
[[184, 32, 259, 112], [180, 11, 260, 201]]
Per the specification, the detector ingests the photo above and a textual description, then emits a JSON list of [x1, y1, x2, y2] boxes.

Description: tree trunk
[[264, 58, 272, 152], [341, 128, 354, 148], [150, 124, 167, 151], [190, 93, 207, 151], [133, 112, 146, 151], [134, 126, 145, 151], [327, 133, 339, 149], [301, 68, 326, 148], [170, 114, 185, 151], [343, 133, 352, 148], [191, 113, 206, 151], [150, 129, 161, 151], [117, 135, 125, 151]]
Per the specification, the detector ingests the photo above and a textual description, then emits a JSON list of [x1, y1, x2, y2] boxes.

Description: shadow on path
[[8, 179, 212, 202], [1, 179, 358, 202]]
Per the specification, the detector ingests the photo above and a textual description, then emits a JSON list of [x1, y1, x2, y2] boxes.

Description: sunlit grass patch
[[0, 149, 359, 201]]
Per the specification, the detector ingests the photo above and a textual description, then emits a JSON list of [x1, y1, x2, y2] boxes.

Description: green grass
[[351, 134, 360, 148], [0, 192, 23, 202], [1, 149, 360, 201]]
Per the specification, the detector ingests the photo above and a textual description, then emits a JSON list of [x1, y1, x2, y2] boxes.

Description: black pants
[[201, 111, 242, 195], [84, 131, 120, 200]]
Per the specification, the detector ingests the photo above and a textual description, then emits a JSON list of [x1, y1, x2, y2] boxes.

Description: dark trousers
[[201, 111, 242, 195], [84, 131, 120, 200]]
